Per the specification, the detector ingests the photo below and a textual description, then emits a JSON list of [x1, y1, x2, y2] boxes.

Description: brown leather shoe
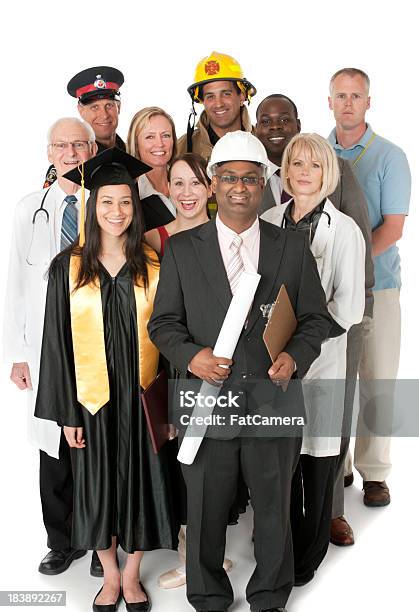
[[330, 516, 354, 546], [344, 473, 354, 487], [363, 480, 390, 507]]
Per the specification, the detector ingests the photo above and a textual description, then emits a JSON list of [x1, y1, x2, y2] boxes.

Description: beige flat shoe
[[158, 558, 233, 589], [158, 566, 186, 589]]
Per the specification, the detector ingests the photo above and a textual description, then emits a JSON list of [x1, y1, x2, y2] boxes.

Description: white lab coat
[[3, 181, 85, 458], [262, 198, 365, 456]]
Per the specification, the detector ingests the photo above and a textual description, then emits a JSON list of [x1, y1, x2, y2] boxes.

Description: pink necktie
[[227, 234, 245, 294]]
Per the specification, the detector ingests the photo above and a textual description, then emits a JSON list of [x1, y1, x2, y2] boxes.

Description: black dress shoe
[[344, 473, 354, 487], [38, 548, 86, 575], [90, 551, 104, 577], [123, 582, 151, 611], [363, 480, 391, 507], [92, 586, 122, 612]]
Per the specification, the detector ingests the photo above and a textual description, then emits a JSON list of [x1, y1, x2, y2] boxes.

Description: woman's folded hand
[[63, 426, 86, 448]]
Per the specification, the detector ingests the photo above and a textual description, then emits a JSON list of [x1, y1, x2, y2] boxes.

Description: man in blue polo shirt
[[328, 67, 411, 513]]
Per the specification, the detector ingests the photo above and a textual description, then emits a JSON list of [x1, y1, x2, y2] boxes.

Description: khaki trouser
[[345, 288, 401, 482]]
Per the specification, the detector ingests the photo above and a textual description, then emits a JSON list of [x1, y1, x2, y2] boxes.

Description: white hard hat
[[207, 131, 277, 180]]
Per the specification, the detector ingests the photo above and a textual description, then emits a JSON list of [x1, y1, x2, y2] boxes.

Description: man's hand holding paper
[[189, 347, 232, 384]]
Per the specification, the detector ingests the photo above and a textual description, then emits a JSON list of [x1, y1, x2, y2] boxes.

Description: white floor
[[0, 406, 416, 612]]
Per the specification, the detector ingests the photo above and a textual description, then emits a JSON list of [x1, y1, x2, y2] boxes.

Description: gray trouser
[[182, 436, 301, 612], [332, 322, 363, 518]]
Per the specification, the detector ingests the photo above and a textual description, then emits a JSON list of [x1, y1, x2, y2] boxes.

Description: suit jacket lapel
[[245, 220, 286, 335], [191, 221, 232, 311]]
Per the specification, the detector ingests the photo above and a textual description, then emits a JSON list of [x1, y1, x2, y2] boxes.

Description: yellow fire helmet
[[187, 51, 256, 103]]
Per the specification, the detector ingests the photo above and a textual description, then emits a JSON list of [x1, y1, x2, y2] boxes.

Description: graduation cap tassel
[[78, 162, 86, 247]]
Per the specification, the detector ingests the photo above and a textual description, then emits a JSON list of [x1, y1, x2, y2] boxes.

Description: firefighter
[[178, 51, 256, 218]]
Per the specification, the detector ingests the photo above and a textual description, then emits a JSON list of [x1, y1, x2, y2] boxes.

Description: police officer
[[44, 66, 125, 187]]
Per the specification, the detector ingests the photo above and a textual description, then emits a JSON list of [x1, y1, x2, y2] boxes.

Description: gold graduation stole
[[69, 245, 160, 415]]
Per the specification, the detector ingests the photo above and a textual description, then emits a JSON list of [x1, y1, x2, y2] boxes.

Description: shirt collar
[[270, 172, 281, 184], [54, 181, 82, 206], [138, 174, 176, 217], [50, 180, 66, 201], [138, 174, 157, 199], [357, 123, 374, 147], [216, 214, 259, 243], [329, 123, 373, 151]]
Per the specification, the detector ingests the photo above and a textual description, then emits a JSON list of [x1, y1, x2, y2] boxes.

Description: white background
[[0, 1, 417, 610]]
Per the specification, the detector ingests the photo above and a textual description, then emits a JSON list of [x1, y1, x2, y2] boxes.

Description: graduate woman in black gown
[[35, 148, 179, 612]]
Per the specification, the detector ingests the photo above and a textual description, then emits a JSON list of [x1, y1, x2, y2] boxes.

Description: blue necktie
[[60, 195, 78, 251]]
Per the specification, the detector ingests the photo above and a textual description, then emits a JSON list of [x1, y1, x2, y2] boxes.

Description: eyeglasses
[[49, 141, 92, 151], [215, 174, 261, 186]]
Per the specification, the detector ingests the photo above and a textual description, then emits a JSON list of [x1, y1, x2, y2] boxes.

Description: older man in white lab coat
[[3, 117, 96, 575]]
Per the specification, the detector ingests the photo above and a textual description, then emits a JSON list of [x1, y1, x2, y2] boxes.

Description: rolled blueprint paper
[[177, 271, 261, 465]]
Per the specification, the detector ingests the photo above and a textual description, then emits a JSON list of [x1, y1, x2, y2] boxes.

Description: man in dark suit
[[149, 131, 332, 612], [255, 94, 374, 547], [149, 132, 331, 612]]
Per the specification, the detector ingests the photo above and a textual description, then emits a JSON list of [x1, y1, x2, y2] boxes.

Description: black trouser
[[291, 454, 337, 579], [39, 430, 73, 550], [182, 436, 301, 612]]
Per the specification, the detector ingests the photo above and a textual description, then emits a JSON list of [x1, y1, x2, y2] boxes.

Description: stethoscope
[[31, 187, 51, 225], [26, 188, 51, 265], [280, 207, 331, 243]]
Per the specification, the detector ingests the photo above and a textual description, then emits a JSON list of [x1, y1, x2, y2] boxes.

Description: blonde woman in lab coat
[[261, 133, 365, 586]]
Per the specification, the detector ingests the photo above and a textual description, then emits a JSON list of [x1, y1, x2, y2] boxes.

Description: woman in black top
[[126, 107, 177, 231]]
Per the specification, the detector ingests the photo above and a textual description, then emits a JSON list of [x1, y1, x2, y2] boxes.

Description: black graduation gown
[[35, 254, 179, 553]]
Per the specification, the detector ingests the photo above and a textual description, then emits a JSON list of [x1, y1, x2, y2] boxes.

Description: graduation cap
[[63, 147, 151, 246], [67, 66, 124, 105]]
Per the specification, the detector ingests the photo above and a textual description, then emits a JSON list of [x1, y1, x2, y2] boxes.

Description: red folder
[[141, 369, 169, 454]]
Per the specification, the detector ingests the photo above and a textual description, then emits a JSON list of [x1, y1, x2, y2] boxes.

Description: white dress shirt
[[215, 214, 260, 274], [269, 173, 283, 206]]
